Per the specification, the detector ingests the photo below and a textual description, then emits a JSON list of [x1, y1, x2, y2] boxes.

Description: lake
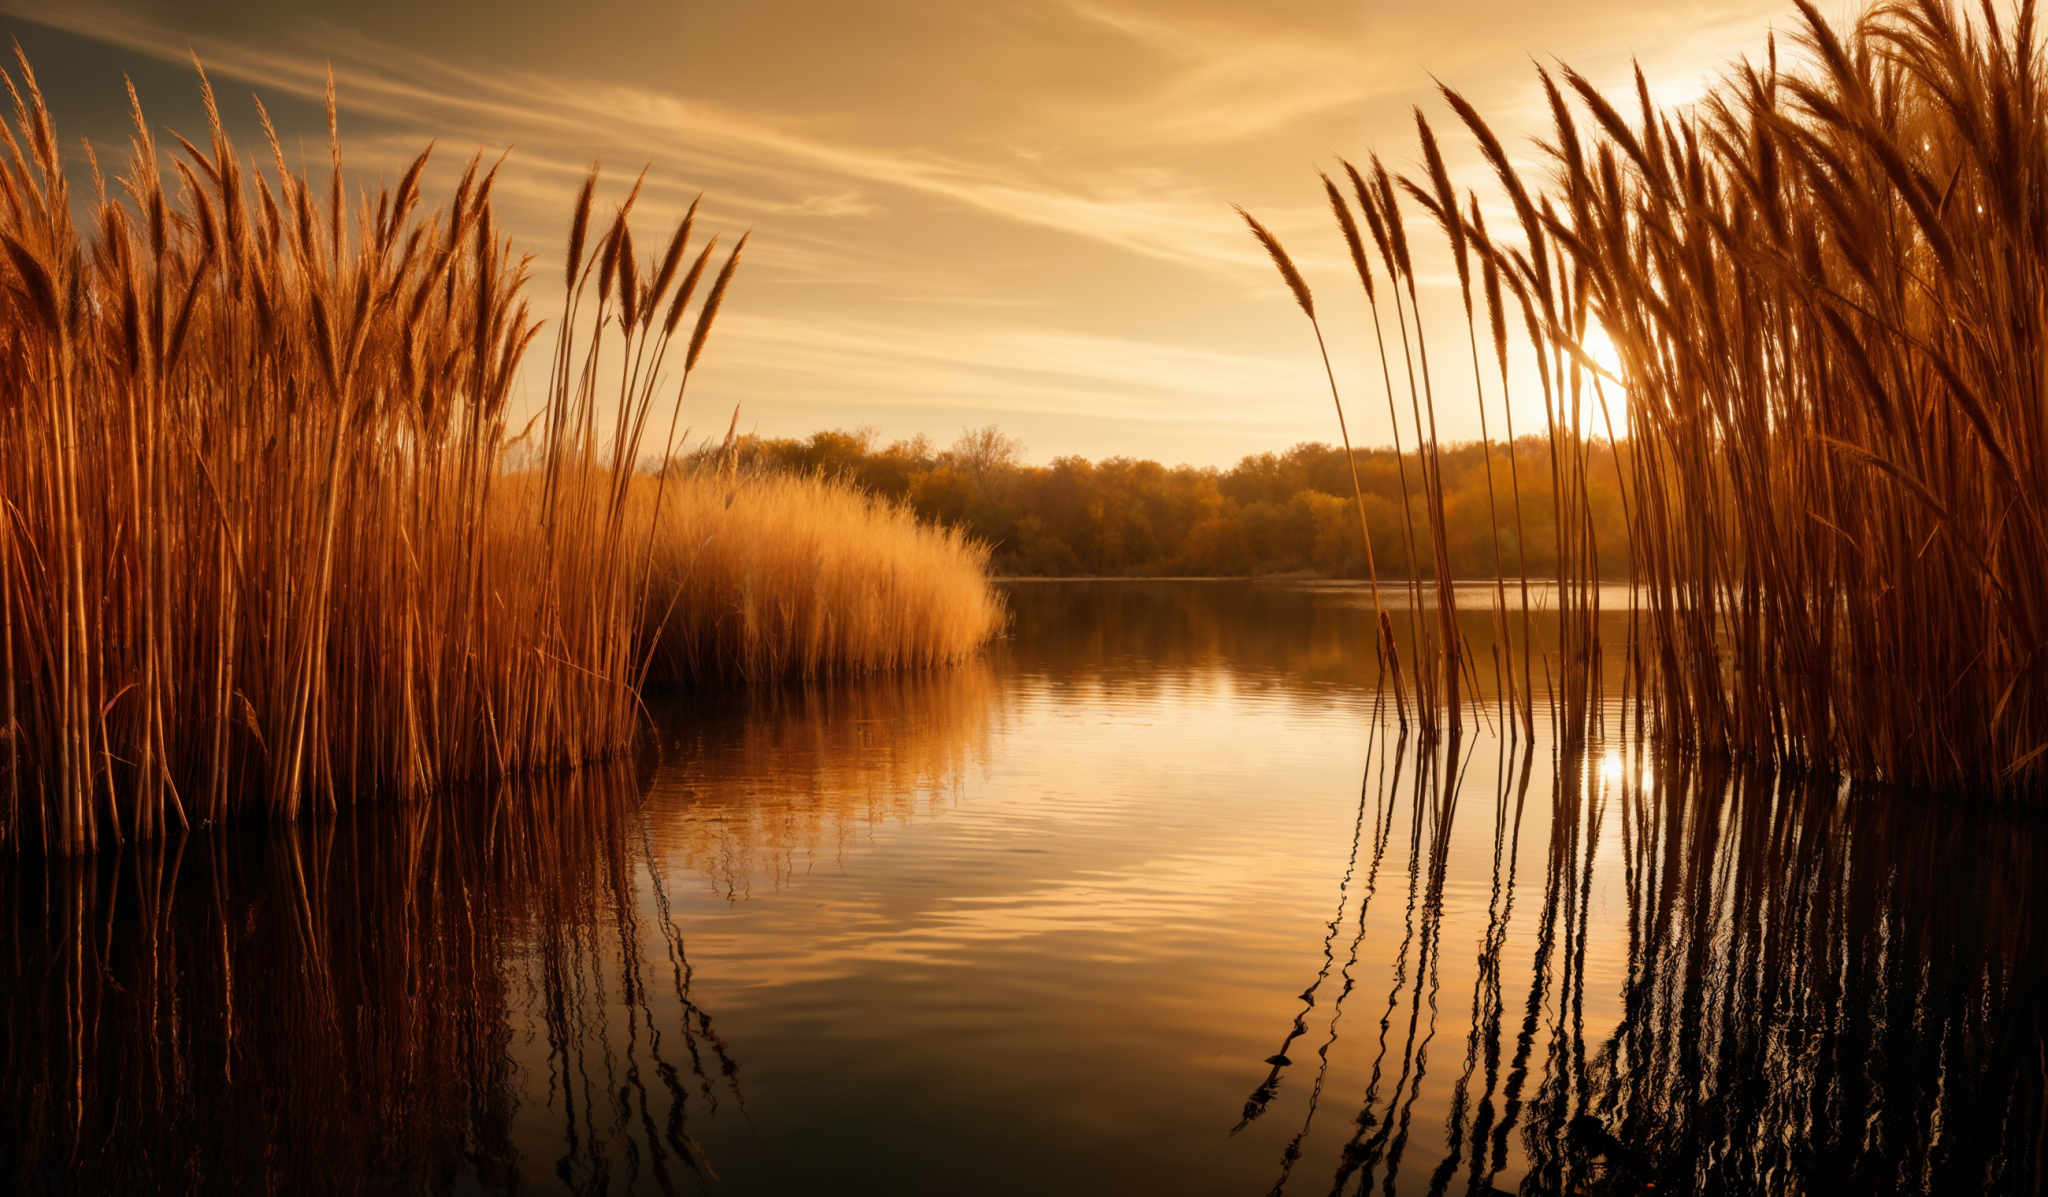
[[4, 580, 2042, 1195]]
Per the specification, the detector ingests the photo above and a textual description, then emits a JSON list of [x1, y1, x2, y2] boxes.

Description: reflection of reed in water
[[650, 664, 998, 897], [1536, 762, 2047, 1195], [1236, 686, 1409, 1197], [0, 766, 740, 1195], [1245, 732, 2046, 1195], [1235, 687, 1401, 1135], [1425, 740, 1536, 1197], [1324, 726, 1473, 1196], [1229, 720, 1475, 1196]]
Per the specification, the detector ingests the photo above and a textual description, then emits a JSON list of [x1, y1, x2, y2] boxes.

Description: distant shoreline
[[994, 575, 1634, 586]]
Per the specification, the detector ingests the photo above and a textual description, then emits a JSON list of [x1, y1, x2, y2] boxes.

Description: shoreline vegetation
[[0, 62, 999, 855], [713, 427, 1631, 581], [633, 467, 1002, 687], [1238, 0, 2048, 792]]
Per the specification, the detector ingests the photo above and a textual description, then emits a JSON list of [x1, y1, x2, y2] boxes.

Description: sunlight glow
[[1599, 752, 1625, 784], [1572, 319, 1631, 434], [1580, 322, 1625, 384], [1596, 750, 1654, 793]]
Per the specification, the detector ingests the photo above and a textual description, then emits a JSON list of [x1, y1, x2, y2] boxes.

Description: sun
[[1579, 321, 1625, 384], [1571, 319, 1631, 432]]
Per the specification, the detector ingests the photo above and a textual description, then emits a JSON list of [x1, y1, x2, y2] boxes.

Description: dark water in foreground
[[4, 581, 2044, 1195]]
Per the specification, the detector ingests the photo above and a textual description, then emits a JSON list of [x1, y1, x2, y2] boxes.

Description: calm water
[[4, 581, 2044, 1195]]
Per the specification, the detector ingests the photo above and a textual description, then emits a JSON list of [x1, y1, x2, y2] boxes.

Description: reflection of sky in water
[[11, 581, 2040, 1195], [611, 584, 1671, 1193]]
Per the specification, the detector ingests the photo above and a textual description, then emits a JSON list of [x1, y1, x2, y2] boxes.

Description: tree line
[[698, 426, 1632, 579]]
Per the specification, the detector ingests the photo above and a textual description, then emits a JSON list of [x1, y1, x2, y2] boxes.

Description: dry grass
[[1248, 0, 2048, 790], [0, 59, 755, 853], [632, 466, 1004, 686]]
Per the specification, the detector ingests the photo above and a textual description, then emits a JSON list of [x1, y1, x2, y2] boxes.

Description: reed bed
[[632, 467, 1004, 687], [0, 60, 749, 853], [1247, 0, 2048, 791]]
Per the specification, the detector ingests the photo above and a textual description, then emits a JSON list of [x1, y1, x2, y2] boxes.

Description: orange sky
[[6, 0, 1798, 465]]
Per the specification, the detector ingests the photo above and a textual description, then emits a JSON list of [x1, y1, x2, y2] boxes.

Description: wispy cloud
[[10, 1, 1267, 277], [2, 0, 1807, 464]]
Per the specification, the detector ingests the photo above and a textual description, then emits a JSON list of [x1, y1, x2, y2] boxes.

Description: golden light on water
[[1597, 749, 1653, 792], [1599, 751, 1626, 784]]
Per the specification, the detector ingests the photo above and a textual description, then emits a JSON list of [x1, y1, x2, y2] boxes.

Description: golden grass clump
[[633, 466, 1005, 686], [0, 59, 750, 853], [1247, 0, 2048, 790]]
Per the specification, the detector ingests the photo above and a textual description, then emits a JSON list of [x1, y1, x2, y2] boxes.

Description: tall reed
[[0, 60, 743, 852], [1247, 0, 2048, 791]]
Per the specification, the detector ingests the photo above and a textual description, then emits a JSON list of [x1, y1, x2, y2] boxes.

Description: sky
[[1, 0, 1804, 466]]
